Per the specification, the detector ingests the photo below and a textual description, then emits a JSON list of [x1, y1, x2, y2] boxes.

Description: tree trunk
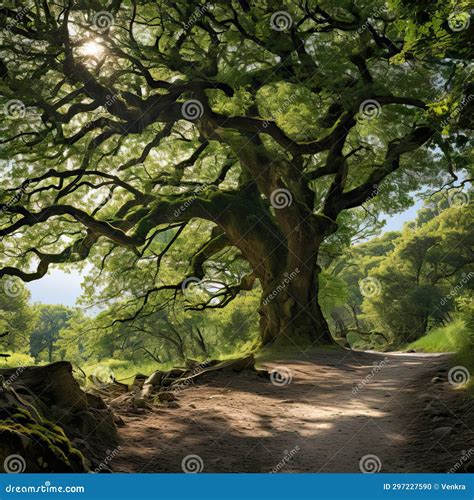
[[259, 264, 333, 346], [212, 148, 336, 348]]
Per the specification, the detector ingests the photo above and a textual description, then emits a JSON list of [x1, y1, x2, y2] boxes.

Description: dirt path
[[112, 349, 473, 473]]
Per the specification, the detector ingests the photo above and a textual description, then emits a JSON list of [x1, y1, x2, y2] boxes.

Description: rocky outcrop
[[0, 362, 117, 472]]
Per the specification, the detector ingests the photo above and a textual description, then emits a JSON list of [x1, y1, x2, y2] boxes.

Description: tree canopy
[[0, 0, 472, 346]]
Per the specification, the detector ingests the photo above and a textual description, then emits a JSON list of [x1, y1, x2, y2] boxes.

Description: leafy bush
[[407, 319, 474, 395], [0, 352, 36, 369]]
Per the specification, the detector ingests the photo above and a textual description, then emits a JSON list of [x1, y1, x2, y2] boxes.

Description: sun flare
[[79, 40, 104, 58]]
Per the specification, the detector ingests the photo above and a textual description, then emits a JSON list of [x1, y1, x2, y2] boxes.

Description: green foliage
[[0, 352, 35, 368], [332, 196, 473, 347], [0, 278, 36, 353], [82, 359, 172, 385], [407, 318, 474, 395], [319, 271, 349, 317], [0, 0, 471, 355], [54, 289, 260, 367], [30, 305, 75, 362], [406, 319, 472, 353], [0, 406, 86, 472]]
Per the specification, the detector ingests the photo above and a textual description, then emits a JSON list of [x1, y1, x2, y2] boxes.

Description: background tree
[[30, 304, 74, 362], [334, 195, 473, 347], [0, 277, 35, 355]]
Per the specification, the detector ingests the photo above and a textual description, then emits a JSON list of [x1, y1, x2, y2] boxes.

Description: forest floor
[[112, 349, 473, 473]]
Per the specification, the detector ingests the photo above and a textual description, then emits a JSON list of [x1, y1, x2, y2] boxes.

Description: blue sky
[[27, 201, 423, 307], [382, 199, 422, 232], [28, 269, 85, 307]]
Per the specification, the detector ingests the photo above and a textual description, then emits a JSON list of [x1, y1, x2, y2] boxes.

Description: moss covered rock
[[0, 406, 87, 472], [0, 361, 118, 472]]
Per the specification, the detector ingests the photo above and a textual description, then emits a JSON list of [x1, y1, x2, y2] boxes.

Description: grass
[[81, 350, 258, 387], [0, 352, 36, 369], [80, 359, 174, 386], [407, 319, 474, 395], [406, 319, 471, 353], [2, 343, 261, 388], [80, 348, 256, 386], [256, 339, 340, 364]]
